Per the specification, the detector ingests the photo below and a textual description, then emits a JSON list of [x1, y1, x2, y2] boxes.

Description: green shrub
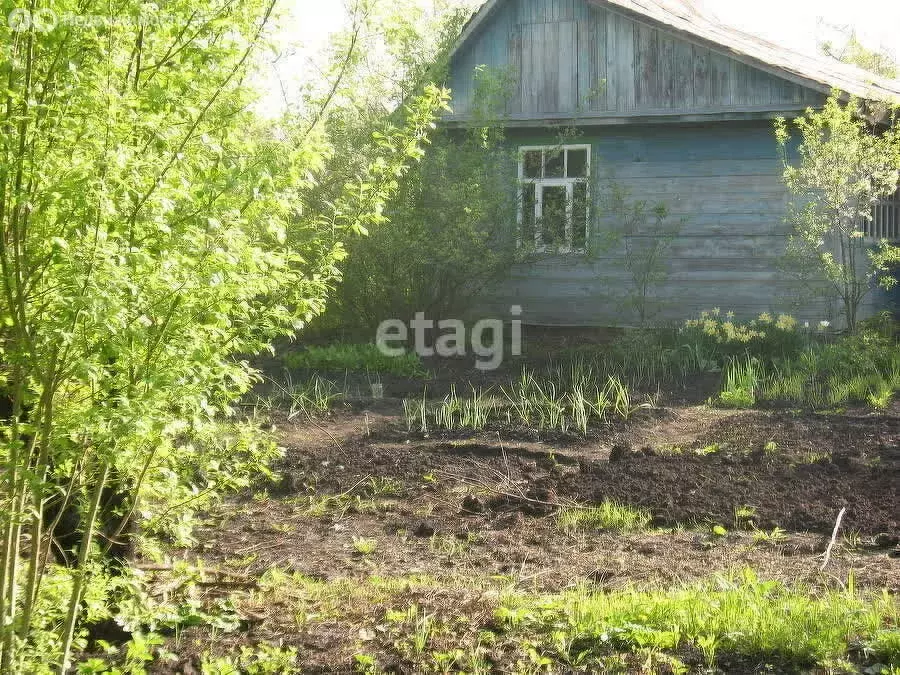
[[320, 97, 519, 337], [283, 344, 426, 377], [680, 309, 811, 365]]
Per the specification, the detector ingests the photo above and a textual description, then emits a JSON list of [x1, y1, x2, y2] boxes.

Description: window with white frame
[[518, 145, 591, 253], [862, 186, 900, 241]]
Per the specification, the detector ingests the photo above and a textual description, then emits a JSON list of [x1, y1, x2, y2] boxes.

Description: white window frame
[[862, 186, 900, 241], [517, 144, 591, 254]]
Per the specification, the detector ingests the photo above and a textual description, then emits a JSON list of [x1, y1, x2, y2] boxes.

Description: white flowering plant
[[679, 309, 811, 366]]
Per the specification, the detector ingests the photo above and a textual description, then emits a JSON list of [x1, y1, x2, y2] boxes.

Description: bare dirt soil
[[156, 400, 900, 673]]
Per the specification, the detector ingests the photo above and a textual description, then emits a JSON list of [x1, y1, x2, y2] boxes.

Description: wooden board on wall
[[448, 0, 826, 119]]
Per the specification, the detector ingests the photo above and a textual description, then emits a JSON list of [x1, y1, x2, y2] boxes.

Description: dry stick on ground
[[820, 507, 847, 571], [434, 465, 592, 512]]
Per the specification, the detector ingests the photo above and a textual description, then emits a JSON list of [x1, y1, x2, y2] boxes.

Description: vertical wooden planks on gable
[[616, 13, 635, 112], [692, 45, 710, 107], [521, 22, 537, 113], [673, 39, 693, 108], [578, 7, 608, 111], [559, 21, 578, 112], [540, 22, 561, 112], [709, 52, 731, 106], [606, 10, 618, 112], [635, 24, 660, 108], [659, 34, 676, 108], [731, 60, 749, 106], [507, 20, 523, 115]]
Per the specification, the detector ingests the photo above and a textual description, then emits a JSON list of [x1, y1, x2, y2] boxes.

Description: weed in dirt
[[362, 476, 404, 498], [353, 652, 379, 674], [254, 374, 343, 420], [306, 493, 381, 519], [733, 505, 757, 530], [752, 527, 788, 545], [201, 644, 300, 674], [430, 532, 479, 559], [557, 501, 652, 534], [842, 530, 864, 552], [694, 443, 720, 456], [352, 537, 378, 555]]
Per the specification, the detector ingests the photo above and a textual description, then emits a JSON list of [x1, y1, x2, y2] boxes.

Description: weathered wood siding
[[448, 0, 823, 120], [475, 122, 864, 326]]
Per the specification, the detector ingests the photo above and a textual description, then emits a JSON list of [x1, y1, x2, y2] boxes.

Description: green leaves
[[776, 93, 900, 331], [0, 0, 446, 668]]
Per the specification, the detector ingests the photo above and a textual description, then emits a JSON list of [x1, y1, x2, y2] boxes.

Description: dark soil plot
[[160, 403, 899, 673], [281, 407, 899, 537]]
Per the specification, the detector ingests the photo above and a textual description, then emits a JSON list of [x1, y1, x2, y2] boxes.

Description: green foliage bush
[[761, 331, 900, 409], [0, 0, 448, 668], [324, 129, 519, 337], [681, 309, 900, 410], [680, 309, 811, 365], [319, 65, 520, 338], [282, 344, 425, 377]]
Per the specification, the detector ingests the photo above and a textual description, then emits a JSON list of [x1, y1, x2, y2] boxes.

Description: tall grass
[[750, 345, 900, 410], [717, 356, 759, 408]]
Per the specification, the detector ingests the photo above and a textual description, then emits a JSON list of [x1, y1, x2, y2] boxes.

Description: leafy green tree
[[820, 31, 897, 79], [776, 93, 900, 332], [330, 127, 519, 335], [597, 182, 683, 327], [0, 0, 445, 669], [315, 10, 519, 337]]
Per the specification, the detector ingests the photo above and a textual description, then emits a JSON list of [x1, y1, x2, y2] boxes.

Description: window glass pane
[[523, 151, 542, 179], [567, 149, 588, 178], [545, 149, 564, 178], [541, 186, 567, 248], [573, 183, 588, 249], [521, 183, 536, 245]]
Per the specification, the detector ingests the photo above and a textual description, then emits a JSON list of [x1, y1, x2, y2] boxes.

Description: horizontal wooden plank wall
[[473, 122, 878, 327], [448, 0, 823, 119]]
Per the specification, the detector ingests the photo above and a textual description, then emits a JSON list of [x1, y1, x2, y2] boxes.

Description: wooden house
[[445, 0, 900, 326]]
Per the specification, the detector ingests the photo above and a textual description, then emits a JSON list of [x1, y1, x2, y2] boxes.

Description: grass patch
[[283, 343, 426, 377], [238, 569, 898, 673], [557, 501, 652, 534], [498, 569, 900, 671]]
